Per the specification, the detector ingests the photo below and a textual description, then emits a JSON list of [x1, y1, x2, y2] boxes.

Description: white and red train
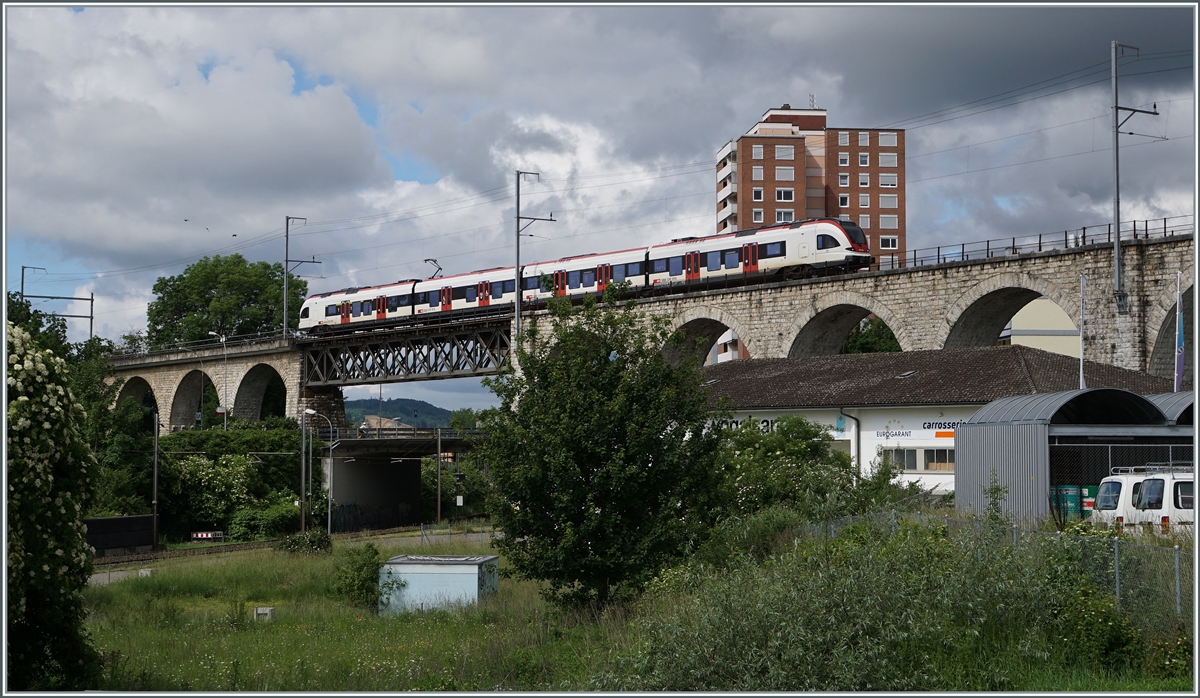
[[297, 218, 872, 334]]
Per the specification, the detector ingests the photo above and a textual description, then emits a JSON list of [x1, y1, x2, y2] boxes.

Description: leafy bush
[[274, 529, 332, 554], [332, 542, 395, 613], [1143, 623, 1193, 679], [168, 454, 255, 530], [228, 498, 301, 541], [694, 506, 806, 567]]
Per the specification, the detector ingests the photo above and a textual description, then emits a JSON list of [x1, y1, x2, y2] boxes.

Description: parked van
[[1091, 465, 1193, 533]]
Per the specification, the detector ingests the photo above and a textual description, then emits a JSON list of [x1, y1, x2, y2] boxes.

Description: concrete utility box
[[379, 554, 499, 614]]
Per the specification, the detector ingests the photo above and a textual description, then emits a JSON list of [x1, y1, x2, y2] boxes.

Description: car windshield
[[1095, 481, 1122, 510]]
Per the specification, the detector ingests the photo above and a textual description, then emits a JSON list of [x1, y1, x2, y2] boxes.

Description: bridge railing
[[875, 213, 1194, 272], [310, 426, 482, 443], [112, 329, 286, 359]]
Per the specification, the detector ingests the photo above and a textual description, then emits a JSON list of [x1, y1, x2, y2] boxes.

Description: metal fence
[[793, 510, 1193, 636]]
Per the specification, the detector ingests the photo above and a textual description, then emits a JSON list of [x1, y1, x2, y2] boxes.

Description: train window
[[816, 234, 840, 250], [707, 251, 721, 271], [568, 270, 581, 289], [363, 299, 375, 314], [503, 280, 515, 293], [522, 277, 540, 291], [325, 304, 339, 317], [613, 264, 627, 282], [627, 262, 643, 276], [491, 281, 504, 299], [352, 301, 362, 317], [430, 293, 439, 308], [652, 259, 668, 274], [760, 241, 786, 258], [388, 295, 407, 311], [668, 257, 684, 276], [451, 287, 467, 301], [840, 222, 868, 246], [414, 292, 428, 305], [300, 307, 310, 319], [465, 287, 477, 302], [582, 270, 595, 287], [724, 250, 739, 269]]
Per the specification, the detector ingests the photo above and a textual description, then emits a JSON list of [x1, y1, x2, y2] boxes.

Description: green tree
[[6, 291, 70, 357], [480, 290, 724, 607], [840, 316, 901, 354], [6, 322, 102, 689], [420, 452, 492, 521], [145, 254, 307, 349]]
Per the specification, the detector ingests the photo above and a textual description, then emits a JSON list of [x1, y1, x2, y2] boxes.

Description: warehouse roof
[[1146, 392, 1195, 425], [964, 388, 1168, 426], [702, 345, 1175, 411]]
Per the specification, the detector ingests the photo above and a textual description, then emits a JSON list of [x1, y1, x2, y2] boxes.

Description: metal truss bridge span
[[298, 315, 512, 387]]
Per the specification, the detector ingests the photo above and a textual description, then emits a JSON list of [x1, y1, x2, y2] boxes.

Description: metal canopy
[[1145, 392, 1195, 425], [965, 388, 1168, 426]]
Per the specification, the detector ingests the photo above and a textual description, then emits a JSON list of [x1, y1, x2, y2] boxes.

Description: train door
[[685, 251, 702, 281], [339, 301, 352, 324], [477, 281, 491, 307], [741, 243, 759, 273], [376, 295, 387, 320], [596, 264, 612, 292], [440, 287, 453, 312], [553, 270, 568, 297]]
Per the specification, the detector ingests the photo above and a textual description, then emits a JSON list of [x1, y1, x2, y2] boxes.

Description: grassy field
[[86, 526, 1193, 691]]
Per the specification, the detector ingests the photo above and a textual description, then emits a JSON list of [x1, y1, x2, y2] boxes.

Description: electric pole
[[514, 171, 555, 341]]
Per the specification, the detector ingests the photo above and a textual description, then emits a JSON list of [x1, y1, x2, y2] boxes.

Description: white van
[[1091, 465, 1193, 533]]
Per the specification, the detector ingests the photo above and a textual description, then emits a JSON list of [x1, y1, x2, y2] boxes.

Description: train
[[297, 217, 873, 334]]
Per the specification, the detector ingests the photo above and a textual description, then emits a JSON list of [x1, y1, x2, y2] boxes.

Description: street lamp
[[208, 332, 228, 430], [305, 409, 334, 535]]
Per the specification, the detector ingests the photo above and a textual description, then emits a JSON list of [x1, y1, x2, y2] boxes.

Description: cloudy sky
[[4, 4, 1195, 410]]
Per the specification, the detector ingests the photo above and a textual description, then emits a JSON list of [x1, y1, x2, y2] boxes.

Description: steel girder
[[300, 320, 511, 386]]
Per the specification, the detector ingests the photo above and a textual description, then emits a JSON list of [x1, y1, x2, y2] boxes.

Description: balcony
[[717, 181, 738, 202], [716, 161, 737, 183], [717, 203, 737, 223]]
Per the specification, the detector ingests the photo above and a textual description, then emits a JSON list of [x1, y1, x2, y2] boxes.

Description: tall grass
[[85, 540, 628, 691]]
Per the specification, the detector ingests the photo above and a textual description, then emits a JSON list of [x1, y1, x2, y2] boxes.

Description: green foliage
[[169, 454, 256, 529], [6, 322, 103, 689], [420, 453, 492, 521], [449, 407, 478, 431], [342, 397, 451, 428], [228, 496, 302, 541], [1143, 624, 1193, 679], [275, 529, 332, 554], [145, 253, 307, 349], [482, 290, 724, 607], [840, 316, 901, 354], [6, 291, 70, 357], [693, 505, 807, 568], [1051, 584, 1144, 671], [332, 542, 399, 613]]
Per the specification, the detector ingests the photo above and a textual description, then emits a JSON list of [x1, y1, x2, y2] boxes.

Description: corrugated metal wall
[[955, 423, 1049, 522]]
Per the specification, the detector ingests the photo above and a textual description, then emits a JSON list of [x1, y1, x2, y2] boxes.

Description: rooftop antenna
[[424, 258, 442, 278], [809, 94, 816, 109]]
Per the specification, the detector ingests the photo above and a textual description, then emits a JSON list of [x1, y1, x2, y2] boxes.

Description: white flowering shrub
[[6, 322, 101, 689], [170, 454, 255, 529]]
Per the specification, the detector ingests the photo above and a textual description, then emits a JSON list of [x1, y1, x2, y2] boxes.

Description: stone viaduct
[[109, 234, 1193, 434]]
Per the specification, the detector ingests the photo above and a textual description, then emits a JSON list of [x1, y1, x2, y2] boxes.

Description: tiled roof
[[702, 345, 1178, 411]]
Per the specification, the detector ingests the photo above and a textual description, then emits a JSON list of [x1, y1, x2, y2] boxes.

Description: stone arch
[[662, 305, 754, 367], [114, 375, 158, 413], [232, 363, 288, 421], [939, 271, 1075, 350], [782, 290, 911, 357], [169, 369, 216, 431], [1146, 280, 1194, 384]]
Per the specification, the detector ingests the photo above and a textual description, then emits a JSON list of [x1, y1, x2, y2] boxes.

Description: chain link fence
[[793, 510, 1193, 636]]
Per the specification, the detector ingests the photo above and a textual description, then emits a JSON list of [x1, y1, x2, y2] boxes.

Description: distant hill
[[343, 397, 451, 428]]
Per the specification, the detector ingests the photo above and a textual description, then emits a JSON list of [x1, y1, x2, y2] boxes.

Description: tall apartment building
[[716, 105, 907, 267]]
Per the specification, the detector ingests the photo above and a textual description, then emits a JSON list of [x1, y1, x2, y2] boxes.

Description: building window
[[752, 208, 764, 223], [776, 188, 794, 202], [880, 215, 899, 229], [880, 194, 898, 208], [776, 209, 794, 223], [752, 166, 764, 181], [776, 166, 794, 181], [839, 173, 849, 187], [879, 255, 898, 270], [858, 193, 870, 208], [879, 153, 898, 168], [752, 187, 764, 201], [879, 132, 898, 147], [839, 214, 851, 222], [880, 235, 898, 249], [775, 145, 794, 160], [838, 193, 850, 207], [752, 144, 764, 159], [838, 131, 849, 146], [838, 152, 849, 166], [858, 131, 870, 146], [883, 448, 918, 471], [924, 449, 955, 472], [859, 215, 870, 229], [859, 173, 870, 187], [859, 153, 869, 167], [880, 173, 898, 188]]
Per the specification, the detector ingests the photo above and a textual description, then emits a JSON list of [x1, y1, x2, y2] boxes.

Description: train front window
[[816, 234, 840, 250], [840, 222, 868, 246], [707, 251, 721, 271], [1095, 481, 1121, 510], [300, 307, 310, 319], [325, 305, 339, 317], [668, 257, 683, 276], [724, 250, 739, 269]]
